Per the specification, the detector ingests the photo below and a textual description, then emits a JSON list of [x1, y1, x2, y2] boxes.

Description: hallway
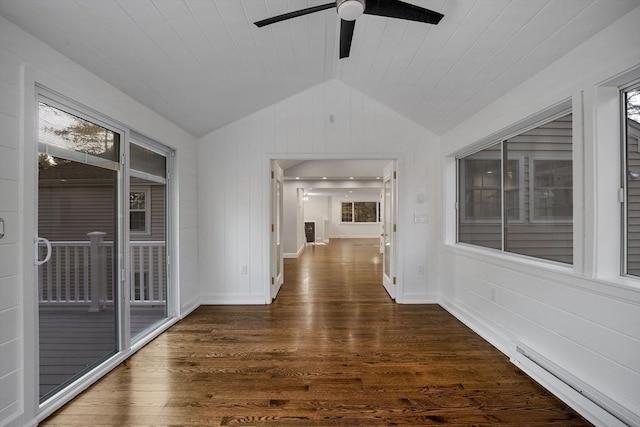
[[41, 239, 589, 426]]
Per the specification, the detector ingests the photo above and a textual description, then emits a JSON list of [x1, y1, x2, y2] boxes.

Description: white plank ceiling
[[1, 0, 638, 138]]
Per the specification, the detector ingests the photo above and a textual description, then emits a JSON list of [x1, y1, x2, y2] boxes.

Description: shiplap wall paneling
[[0, 36, 21, 425], [449, 253, 639, 414], [197, 79, 440, 304]]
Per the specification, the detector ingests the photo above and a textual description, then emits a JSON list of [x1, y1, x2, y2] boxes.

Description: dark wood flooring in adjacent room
[[41, 238, 591, 426]]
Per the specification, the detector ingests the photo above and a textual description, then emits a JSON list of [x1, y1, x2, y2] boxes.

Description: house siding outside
[[627, 118, 640, 276], [459, 114, 573, 264]]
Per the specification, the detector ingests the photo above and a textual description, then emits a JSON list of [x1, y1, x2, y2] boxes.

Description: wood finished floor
[[41, 238, 591, 426]]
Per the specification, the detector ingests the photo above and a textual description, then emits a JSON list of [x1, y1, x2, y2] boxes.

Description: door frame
[[264, 154, 403, 303], [22, 74, 181, 423], [382, 160, 397, 300], [270, 160, 284, 299]]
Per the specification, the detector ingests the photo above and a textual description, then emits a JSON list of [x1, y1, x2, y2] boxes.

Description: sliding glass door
[[129, 140, 169, 340], [37, 99, 121, 401], [36, 90, 173, 403]]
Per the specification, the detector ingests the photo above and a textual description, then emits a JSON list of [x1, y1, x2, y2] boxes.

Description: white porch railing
[[38, 233, 166, 310]]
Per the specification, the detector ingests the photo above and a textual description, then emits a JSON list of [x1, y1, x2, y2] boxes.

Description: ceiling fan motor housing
[[337, 0, 366, 21]]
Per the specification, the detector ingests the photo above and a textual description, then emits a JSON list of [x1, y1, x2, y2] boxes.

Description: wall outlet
[[418, 264, 425, 275], [490, 287, 496, 302], [241, 265, 248, 275]]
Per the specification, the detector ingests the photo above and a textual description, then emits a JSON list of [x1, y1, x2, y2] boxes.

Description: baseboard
[[398, 293, 439, 304], [180, 295, 200, 318], [283, 243, 305, 259], [439, 298, 639, 427], [328, 235, 380, 239], [0, 406, 30, 427], [438, 297, 513, 356], [200, 294, 269, 305]]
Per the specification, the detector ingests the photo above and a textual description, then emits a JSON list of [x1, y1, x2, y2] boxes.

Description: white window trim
[[130, 186, 151, 235], [622, 82, 640, 278], [529, 155, 573, 224]]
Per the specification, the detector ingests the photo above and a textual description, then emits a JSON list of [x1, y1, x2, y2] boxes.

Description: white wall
[[0, 17, 199, 427], [282, 181, 303, 256], [439, 8, 640, 425], [198, 79, 441, 305]]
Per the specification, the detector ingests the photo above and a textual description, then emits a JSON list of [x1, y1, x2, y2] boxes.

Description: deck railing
[[38, 233, 166, 310]]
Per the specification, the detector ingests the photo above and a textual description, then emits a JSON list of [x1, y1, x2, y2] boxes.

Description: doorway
[[270, 159, 397, 301]]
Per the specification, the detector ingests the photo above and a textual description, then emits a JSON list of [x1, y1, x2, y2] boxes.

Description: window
[[458, 112, 573, 264], [459, 148, 523, 224], [624, 85, 640, 277], [341, 201, 379, 223], [130, 187, 150, 233], [458, 144, 523, 250], [530, 158, 572, 222], [341, 202, 353, 222]]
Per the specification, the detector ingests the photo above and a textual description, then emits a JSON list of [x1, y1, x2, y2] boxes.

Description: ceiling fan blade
[[339, 19, 356, 59], [364, 0, 444, 25], [254, 2, 335, 27]]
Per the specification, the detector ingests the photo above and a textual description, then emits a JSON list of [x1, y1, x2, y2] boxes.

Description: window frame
[[456, 108, 573, 265], [621, 82, 640, 278], [459, 152, 525, 224], [340, 201, 380, 224], [129, 186, 151, 235], [528, 155, 573, 224]]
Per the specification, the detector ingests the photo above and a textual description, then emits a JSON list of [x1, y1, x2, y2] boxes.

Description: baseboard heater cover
[[511, 343, 638, 427]]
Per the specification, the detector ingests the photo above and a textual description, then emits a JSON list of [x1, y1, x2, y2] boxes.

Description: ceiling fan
[[254, 0, 444, 59]]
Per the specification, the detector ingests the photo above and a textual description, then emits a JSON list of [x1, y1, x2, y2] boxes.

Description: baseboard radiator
[[511, 343, 638, 427]]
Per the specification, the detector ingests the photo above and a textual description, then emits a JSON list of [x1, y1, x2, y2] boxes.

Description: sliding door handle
[[35, 236, 52, 266]]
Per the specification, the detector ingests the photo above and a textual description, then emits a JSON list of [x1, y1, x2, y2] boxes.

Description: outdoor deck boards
[[39, 306, 165, 399]]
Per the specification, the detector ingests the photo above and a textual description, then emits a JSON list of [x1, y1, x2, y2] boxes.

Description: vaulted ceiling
[[1, 0, 638, 138]]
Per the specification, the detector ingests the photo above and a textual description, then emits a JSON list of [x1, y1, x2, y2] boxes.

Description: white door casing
[[270, 160, 284, 299], [382, 161, 397, 299]]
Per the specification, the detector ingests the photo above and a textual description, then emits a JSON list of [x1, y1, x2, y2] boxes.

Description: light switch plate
[[414, 214, 427, 223]]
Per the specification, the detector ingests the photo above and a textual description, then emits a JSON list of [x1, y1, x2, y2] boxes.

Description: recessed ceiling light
[[349, 176, 354, 179], [295, 177, 300, 180], [322, 177, 327, 180]]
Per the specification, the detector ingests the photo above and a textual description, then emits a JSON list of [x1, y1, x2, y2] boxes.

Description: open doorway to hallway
[[270, 159, 397, 301]]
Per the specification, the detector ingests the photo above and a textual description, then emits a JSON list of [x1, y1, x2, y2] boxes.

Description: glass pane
[[130, 211, 146, 232], [38, 155, 118, 401], [626, 88, 640, 276], [458, 143, 502, 250], [131, 143, 166, 178], [384, 180, 392, 276], [39, 102, 118, 162], [129, 143, 168, 340], [354, 202, 377, 222], [130, 191, 146, 210], [341, 202, 353, 222], [276, 179, 282, 278], [505, 113, 573, 264]]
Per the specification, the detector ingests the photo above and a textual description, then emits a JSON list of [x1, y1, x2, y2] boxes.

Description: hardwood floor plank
[[41, 238, 591, 426]]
